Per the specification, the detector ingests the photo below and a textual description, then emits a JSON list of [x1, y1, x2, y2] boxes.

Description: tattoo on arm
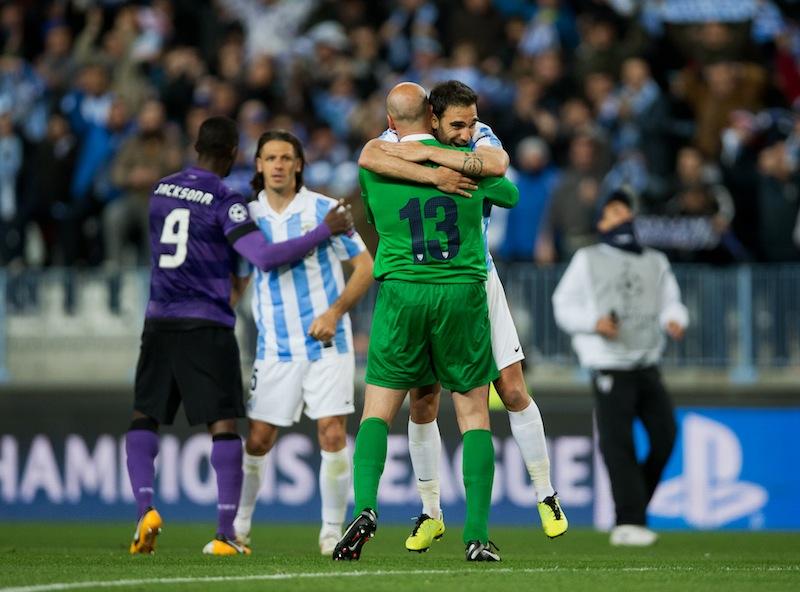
[[462, 153, 483, 176]]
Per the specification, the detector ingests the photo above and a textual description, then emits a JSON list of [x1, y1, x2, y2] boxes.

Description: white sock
[[320, 447, 351, 533], [235, 451, 268, 534], [508, 399, 555, 501], [408, 419, 442, 520]]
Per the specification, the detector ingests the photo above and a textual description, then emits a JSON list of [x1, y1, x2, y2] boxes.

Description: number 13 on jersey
[[399, 196, 460, 263]]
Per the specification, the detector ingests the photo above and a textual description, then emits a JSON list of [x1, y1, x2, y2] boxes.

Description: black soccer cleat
[[465, 540, 501, 562], [332, 508, 377, 561]]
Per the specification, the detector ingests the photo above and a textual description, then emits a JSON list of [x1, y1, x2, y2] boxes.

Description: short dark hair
[[603, 189, 633, 211], [429, 80, 478, 118], [195, 116, 238, 159], [250, 129, 305, 195]]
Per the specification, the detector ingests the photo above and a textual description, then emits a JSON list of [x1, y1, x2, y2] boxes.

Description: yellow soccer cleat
[[202, 535, 252, 556], [405, 513, 445, 552], [538, 493, 568, 539], [129, 507, 163, 555]]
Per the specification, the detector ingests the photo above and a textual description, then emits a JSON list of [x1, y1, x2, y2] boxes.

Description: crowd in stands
[[2, 0, 800, 270]]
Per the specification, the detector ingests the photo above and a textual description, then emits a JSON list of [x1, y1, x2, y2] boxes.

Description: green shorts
[[365, 281, 498, 393]]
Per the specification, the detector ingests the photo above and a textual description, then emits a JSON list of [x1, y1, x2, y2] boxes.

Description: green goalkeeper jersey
[[359, 137, 519, 283]]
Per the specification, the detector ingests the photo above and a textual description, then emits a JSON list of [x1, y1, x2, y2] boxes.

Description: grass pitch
[[0, 523, 798, 592]]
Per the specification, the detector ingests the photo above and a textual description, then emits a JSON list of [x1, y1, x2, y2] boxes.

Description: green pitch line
[[0, 523, 798, 592]]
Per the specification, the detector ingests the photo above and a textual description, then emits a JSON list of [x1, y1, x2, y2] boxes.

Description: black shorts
[[134, 321, 245, 426]]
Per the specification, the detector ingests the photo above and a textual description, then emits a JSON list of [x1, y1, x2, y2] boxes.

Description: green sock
[[462, 429, 495, 544], [352, 417, 389, 517]]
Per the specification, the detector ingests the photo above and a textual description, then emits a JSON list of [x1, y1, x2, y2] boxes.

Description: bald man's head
[[386, 82, 430, 128]]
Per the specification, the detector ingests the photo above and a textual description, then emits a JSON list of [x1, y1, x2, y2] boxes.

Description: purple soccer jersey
[[146, 166, 256, 327]]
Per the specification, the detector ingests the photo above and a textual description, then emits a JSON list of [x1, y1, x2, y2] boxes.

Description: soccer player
[[232, 130, 373, 555], [125, 116, 353, 556], [333, 82, 519, 563], [359, 80, 567, 552]]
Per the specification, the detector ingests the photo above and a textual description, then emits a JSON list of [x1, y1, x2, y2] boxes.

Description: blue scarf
[[599, 221, 643, 254]]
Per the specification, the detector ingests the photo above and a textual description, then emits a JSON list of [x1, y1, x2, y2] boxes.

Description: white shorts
[[247, 353, 355, 426], [487, 267, 524, 370]]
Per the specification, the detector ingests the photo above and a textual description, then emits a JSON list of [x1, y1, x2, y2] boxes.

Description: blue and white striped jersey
[[248, 187, 367, 362], [376, 122, 504, 271]]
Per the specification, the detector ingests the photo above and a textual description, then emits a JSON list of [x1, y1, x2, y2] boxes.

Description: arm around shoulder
[[474, 145, 510, 177], [231, 224, 331, 271]]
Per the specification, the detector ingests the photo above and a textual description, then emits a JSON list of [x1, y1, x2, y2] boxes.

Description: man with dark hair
[[125, 116, 353, 556], [232, 130, 373, 556], [358, 81, 567, 552], [553, 191, 687, 546]]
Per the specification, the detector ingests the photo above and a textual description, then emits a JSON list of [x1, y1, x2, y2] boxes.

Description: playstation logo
[[649, 414, 768, 528]]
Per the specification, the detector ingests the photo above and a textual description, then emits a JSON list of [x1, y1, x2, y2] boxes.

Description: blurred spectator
[[518, 0, 579, 56], [530, 49, 573, 112], [537, 132, 607, 262], [756, 141, 800, 260], [239, 54, 283, 112], [64, 97, 131, 266], [60, 62, 113, 137], [496, 75, 558, 149], [304, 0, 383, 32], [104, 99, 181, 268], [0, 109, 22, 249], [633, 145, 749, 263], [676, 61, 768, 157], [774, 25, 800, 105], [635, 182, 743, 264], [573, 12, 625, 82], [35, 22, 75, 107], [605, 58, 679, 181], [223, 100, 271, 197], [157, 47, 204, 124], [380, 0, 439, 72], [220, 0, 318, 59], [349, 25, 389, 99], [719, 110, 763, 255], [0, 2, 25, 57], [304, 124, 357, 197], [402, 36, 444, 89], [17, 112, 77, 266], [72, 6, 152, 112], [0, 54, 48, 141], [216, 38, 245, 84], [445, 0, 505, 61], [313, 74, 359, 139], [500, 137, 560, 261]]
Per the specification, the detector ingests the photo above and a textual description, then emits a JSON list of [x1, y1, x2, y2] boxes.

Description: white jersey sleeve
[[377, 128, 400, 142], [331, 232, 367, 261], [471, 122, 503, 150]]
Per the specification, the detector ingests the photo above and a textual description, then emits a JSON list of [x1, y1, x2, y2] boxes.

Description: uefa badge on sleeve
[[228, 203, 248, 223]]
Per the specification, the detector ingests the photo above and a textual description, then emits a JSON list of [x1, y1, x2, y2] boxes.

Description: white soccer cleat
[[609, 524, 658, 547]]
